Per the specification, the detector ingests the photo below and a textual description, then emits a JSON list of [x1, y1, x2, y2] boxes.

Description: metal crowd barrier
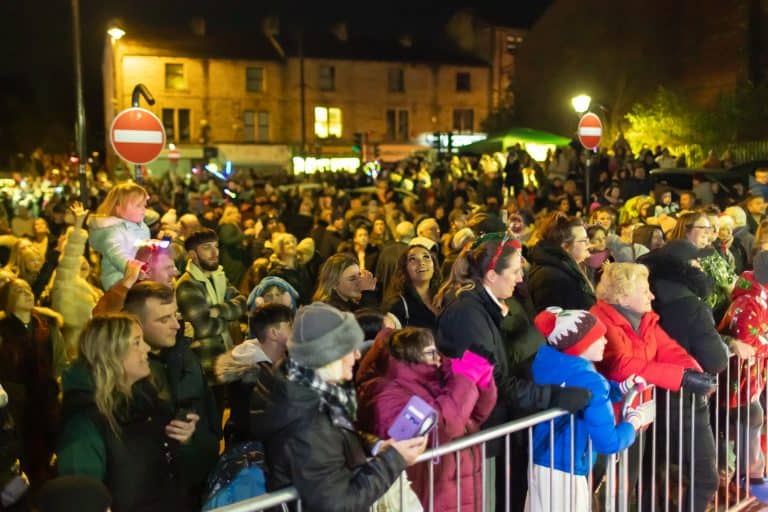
[[211, 360, 768, 512]]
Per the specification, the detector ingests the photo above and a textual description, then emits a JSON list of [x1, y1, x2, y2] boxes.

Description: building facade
[[103, 23, 491, 174]]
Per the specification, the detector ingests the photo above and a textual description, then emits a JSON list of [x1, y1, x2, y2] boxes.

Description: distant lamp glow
[[571, 94, 591, 114], [107, 19, 126, 40]]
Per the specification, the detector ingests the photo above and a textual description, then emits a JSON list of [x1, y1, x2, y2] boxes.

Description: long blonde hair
[[78, 313, 139, 435], [95, 182, 148, 217], [313, 253, 358, 302]]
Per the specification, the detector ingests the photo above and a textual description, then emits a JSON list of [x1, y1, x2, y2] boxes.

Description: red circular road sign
[[577, 113, 603, 150], [110, 107, 166, 165]]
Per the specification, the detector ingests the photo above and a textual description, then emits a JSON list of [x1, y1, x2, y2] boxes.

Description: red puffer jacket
[[591, 300, 701, 410], [357, 354, 497, 512], [719, 271, 768, 408]]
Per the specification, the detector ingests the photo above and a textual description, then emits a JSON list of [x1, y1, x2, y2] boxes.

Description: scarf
[[286, 358, 358, 420], [612, 303, 643, 333]]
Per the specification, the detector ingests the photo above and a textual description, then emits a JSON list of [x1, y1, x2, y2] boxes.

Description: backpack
[[202, 440, 268, 510]]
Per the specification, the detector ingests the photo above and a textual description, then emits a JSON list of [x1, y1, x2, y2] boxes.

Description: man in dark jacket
[[249, 302, 425, 510], [124, 281, 221, 507]]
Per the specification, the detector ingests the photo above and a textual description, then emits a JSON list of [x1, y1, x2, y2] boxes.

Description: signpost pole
[[577, 113, 603, 208], [130, 84, 156, 184]]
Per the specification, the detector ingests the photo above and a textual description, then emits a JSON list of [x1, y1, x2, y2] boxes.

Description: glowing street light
[[571, 94, 591, 114], [107, 19, 125, 40]]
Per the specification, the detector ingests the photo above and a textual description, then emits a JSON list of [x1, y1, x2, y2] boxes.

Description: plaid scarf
[[286, 358, 358, 420]]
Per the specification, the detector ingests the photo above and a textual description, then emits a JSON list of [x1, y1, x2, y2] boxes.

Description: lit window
[[314, 106, 342, 138], [453, 109, 474, 133], [165, 63, 185, 90], [456, 72, 471, 92], [246, 67, 264, 92], [319, 66, 335, 91]]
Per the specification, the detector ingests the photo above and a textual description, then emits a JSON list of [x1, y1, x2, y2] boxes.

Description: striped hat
[[533, 307, 606, 356]]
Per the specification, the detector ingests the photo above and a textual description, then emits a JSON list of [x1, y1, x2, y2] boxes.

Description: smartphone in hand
[[387, 396, 437, 441]]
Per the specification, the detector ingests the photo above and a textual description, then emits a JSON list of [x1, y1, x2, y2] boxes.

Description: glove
[[619, 374, 647, 394], [681, 369, 717, 396], [451, 351, 493, 386], [549, 385, 592, 413], [625, 401, 655, 429]]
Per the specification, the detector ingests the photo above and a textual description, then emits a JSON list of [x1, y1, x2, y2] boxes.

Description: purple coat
[[357, 354, 497, 512]]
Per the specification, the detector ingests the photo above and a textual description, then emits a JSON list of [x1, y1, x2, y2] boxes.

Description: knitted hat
[[289, 302, 364, 369], [533, 306, 607, 356], [754, 251, 768, 285]]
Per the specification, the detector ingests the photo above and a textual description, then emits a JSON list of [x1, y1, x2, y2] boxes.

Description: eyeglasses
[[422, 348, 439, 360], [473, 231, 522, 273]]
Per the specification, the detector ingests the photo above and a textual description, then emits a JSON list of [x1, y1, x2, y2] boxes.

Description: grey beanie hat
[[289, 302, 364, 369]]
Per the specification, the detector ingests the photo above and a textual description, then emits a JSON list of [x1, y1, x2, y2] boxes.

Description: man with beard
[[176, 228, 247, 390]]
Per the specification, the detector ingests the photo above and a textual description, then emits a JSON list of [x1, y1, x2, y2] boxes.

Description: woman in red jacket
[[590, 262, 715, 509], [359, 327, 497, 512]]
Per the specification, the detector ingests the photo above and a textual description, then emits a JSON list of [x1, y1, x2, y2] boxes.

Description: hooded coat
[[719, 270, 768, 407], [527, 240, 596, 313], [358, 354, 497, 512], [531, 345, 636, 476], [88, 215, 150, 291], [248, 363, 406, 512], [640, 251, 729, 376]]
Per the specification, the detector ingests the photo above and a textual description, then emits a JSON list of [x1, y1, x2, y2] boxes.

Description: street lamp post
[[571, 94, 593, 205], [107, 20, 125, 175], [71, 0, 87, 202]]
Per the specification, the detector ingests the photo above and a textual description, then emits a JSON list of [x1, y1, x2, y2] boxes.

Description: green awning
[[460, 127, 571, 154]]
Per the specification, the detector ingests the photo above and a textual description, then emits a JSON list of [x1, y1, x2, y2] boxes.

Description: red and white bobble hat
[[533, 306, 606, 356]]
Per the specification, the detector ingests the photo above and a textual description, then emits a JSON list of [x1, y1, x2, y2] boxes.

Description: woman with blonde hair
[[313, 252, 376, 312], [57, 313, 199, 511], [266, 232, 311, 304], [88, 182, 150, 290]]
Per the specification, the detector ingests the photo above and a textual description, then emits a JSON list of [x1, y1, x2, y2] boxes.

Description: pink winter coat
[[358, 354, 497, 512]]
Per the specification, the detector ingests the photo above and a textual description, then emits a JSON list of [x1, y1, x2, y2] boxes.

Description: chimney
[[330, 21, 348, 42], [189, 17, 206, 37]]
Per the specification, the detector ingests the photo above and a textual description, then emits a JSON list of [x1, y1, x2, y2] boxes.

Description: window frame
[[165, 63, 186, 90], [456, 71, 471, 92], [246, 67, 264, 92]]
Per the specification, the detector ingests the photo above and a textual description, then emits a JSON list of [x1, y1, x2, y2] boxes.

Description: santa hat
[[534, 307, 606, 356]]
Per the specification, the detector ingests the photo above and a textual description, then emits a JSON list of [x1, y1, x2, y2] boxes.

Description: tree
[[624, 87, 701, 150]]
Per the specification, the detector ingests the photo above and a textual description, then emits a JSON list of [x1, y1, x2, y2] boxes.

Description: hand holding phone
[[387, 396, 437, 441]]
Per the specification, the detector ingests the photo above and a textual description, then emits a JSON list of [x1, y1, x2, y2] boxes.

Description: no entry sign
[[110, 107, 166, 165], [577, 113, 602, 150]]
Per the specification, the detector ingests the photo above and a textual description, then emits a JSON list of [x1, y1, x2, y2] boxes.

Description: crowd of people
[[0, 142, 766, 512]]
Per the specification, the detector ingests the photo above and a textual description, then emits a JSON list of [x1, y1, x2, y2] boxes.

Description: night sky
[[0, 0, 551, 162]]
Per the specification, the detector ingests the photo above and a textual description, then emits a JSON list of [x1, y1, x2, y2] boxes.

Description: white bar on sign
[[578, 127, 602, 136], [114, 129, 163, 144]]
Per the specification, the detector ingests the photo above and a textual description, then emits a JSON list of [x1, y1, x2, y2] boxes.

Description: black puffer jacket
[[437, 287, 551, 446], [640, 252, 729, 375], [528, 240, 596, 312], [249, 364, 405, 512]]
